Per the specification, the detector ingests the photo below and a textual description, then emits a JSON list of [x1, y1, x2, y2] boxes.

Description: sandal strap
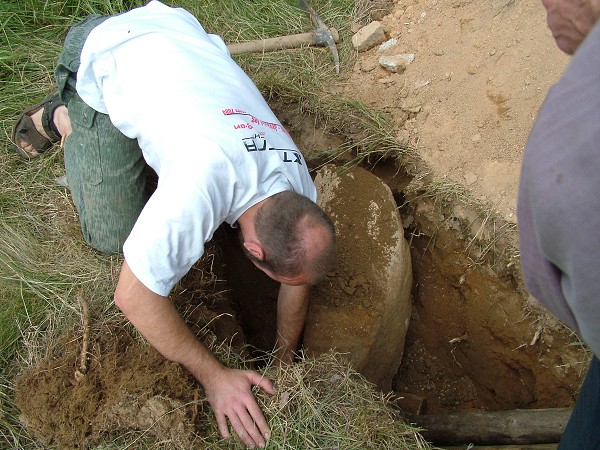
[[40, 93, 63, 142], [15, 114, 53, 155]]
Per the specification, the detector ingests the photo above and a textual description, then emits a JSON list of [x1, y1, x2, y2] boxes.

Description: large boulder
[[304, 165, 413, 392]]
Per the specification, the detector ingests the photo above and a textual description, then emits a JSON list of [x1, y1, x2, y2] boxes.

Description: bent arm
[[275, 283, 311, 363], [114, 260, 275, 447], [114, 260, 222, 382]]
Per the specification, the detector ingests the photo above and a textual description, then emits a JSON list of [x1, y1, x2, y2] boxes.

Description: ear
[[243, 241, 264, 261]]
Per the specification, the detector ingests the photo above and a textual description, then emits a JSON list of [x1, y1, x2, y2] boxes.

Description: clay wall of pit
[[222, 109, 588, 416]]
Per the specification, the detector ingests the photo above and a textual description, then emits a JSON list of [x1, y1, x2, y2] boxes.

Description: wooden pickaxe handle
[[227, 28, 339, 55]]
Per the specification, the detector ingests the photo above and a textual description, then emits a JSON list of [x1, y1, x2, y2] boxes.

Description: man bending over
[[12, 2, 335, 448]]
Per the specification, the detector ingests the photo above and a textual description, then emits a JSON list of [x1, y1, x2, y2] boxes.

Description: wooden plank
[[407, 408, 571, 445], [442, 445, 558, 450]]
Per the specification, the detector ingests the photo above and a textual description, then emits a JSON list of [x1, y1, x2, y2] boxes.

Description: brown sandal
[[12, 91, 63, 159]]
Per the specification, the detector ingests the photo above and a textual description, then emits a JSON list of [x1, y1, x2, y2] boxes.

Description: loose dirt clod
[[16, 325, 201, 448]]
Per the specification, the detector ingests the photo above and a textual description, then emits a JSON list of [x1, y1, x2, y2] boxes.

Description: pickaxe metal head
[[297, 0, 340, 73]]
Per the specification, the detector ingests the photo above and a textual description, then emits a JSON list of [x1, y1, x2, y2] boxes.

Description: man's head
[[241, 191, 335, 285], [542, 0, 600, 54]]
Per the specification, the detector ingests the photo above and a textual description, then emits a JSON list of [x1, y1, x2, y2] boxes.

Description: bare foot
[[17, 105, 72, 158]]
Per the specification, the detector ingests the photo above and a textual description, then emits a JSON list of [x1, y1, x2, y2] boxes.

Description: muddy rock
[[379, 53, 415, 73], [304, 165, 413, 392], [351, 21, 386, 52]]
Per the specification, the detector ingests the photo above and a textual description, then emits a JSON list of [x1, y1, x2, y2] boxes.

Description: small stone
[[344, 286, 356, 295], [379, 53, 415, 73], [378, 75, 396, 85], [401, 102, 422, 113], [414, 79, 430, 88], [377, 38, 399, 53], [397, 129, 410, 146], [352, 21, 386, 52], [470, 133, 481, 142], [464, 172, 478, 185]]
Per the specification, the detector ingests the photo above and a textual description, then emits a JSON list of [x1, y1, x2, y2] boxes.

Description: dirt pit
[[15, 154, 587, 448]]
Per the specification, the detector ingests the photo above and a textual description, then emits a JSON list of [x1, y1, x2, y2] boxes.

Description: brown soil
[[15, 244, 240, 448], [338, 0, 586, 415], [17, 327, 201, 448], [348, 0, 569, 220], [14, 0, 590, 446]]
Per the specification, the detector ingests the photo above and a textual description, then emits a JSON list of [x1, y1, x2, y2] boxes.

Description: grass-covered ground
[[0, 1, 430, 448]]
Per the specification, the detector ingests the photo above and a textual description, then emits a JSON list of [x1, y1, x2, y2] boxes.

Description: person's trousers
[[559, 355, 600, 449], [54, 14, 151, 253]]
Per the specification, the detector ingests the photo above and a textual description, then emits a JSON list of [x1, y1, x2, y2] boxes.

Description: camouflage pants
[[55, 14, 151, 253]]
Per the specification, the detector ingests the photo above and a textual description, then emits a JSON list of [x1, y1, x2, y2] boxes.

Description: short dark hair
[[252, 191, 335, 283]]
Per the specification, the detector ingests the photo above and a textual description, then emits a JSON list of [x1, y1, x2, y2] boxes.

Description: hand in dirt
[[541, 0, 600, 54], [205, 366, 276, 448]]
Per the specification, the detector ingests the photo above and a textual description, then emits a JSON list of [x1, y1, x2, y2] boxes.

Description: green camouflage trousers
[[54, 14, 151, 253]]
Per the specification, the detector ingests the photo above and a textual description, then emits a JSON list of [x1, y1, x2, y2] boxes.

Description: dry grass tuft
[[196, 350, 433, 449], [258, 351, 431, 449]]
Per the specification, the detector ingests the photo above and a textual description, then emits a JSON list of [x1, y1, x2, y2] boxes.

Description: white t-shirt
[[76, 1, 317, 296]]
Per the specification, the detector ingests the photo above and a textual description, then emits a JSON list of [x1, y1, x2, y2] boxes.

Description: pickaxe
[[226, 1, 340, 73]]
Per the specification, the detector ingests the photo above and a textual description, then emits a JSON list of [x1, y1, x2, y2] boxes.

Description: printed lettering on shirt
[[242, 136, 303, 166], [223, 108, 291, 136], [222, 108, 247, 115]]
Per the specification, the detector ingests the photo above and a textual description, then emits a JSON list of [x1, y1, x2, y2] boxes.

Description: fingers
[[218, 405, 265, 448], [209, 369, 274, 447], [229, 409, 267, 449], [244, 398, 271, 445], [247, 370, 277, 395], [215, 411, 231, 440]]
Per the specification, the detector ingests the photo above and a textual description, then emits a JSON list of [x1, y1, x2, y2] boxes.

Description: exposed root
[[191, 389, 201, 424], [74, 293, 90, 383]]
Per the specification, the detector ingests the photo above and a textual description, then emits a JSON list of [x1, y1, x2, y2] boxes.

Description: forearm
[[114, 260, 223, 383], [115, 260, 275, 447], [275, 283, 310, 362]]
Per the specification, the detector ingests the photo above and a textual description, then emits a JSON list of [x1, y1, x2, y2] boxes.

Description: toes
[[18, 141, 39, 158]]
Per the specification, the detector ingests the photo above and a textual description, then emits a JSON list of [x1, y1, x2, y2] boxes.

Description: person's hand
[[542, 0, 600, 54], [203, 366, 276, 448]]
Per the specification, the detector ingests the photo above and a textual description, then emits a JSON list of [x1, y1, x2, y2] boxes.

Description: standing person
[[12, 2, 336, 448], [518, 0, 600, 447]]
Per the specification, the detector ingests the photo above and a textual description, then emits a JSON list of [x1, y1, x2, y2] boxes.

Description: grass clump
[[254, 351, 430, 450]]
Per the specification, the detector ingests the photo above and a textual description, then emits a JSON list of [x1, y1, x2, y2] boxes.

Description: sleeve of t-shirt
[[123, 162, 232, 297]]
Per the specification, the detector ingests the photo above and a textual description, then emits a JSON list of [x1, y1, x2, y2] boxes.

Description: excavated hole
[[221, 106, 587, 416], [13, 105, 591, 448]]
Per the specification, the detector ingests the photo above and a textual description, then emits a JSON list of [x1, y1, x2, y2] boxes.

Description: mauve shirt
[[518, 20, 600, 358]]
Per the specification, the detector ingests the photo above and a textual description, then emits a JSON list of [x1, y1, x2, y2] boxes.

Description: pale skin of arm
[[114, 260, 310, 448]]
